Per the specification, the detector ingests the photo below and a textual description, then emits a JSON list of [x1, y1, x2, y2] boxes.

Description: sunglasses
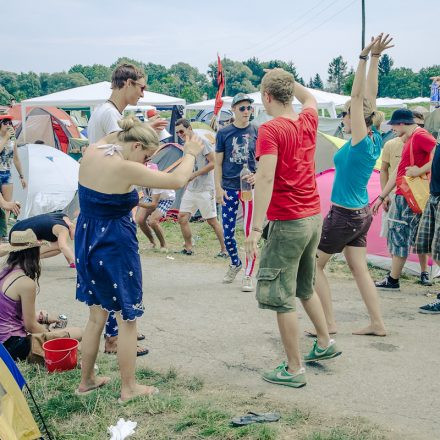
[[417, 123, 425, 128], [1, 120, 12, 126], [340, 111, 348, 118], [176, 129, 185, 135], [238, 105, 252, 112], [131, 80, 146, 92]]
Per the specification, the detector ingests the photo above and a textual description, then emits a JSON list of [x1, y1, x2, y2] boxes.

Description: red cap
[[0, 115, 13, 121]]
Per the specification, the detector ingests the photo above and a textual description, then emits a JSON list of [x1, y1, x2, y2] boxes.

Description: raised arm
[[294, 82, 317, 111]]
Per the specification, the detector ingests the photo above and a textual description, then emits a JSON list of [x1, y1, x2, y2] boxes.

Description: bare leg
[[418, 253, 428, 273], [344, 246, 387, 336], [77, 306, 111, 393], [148, 211, 167, 249], [135, 207, 156, 247], [300, 293, 331, 348], [277, 312, 302, 373], [206, 217, 226, 252], [309, 250, 338, 334], [115, 313, 157, 401], [390, 254, 407, 279], [1, 183, 13, 222], [178, 212, 192, 251], [40, 243, 61, 259]]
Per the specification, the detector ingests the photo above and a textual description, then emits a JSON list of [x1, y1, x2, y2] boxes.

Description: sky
[[2, 0, 438, 84]]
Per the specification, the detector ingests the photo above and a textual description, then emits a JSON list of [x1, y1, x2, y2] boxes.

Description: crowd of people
[[1, 34, 440, 400]]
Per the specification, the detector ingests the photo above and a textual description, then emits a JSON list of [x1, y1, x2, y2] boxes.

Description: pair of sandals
[[104, 333, 149, 357], [231, 411, 280, 427]]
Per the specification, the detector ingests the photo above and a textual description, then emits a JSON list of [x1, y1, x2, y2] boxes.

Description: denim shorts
[[0, 170, 12, 185]]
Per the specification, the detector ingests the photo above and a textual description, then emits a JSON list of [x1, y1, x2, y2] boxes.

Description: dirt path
[[38, 254, 439, 439]]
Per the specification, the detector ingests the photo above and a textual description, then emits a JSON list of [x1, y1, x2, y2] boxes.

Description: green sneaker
[[304, 339, 342, 363], [262, 362, 306, 388]]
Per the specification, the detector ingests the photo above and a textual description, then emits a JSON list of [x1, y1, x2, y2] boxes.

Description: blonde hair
[[372, 110, 385, 130], [116, 116, 159, 151], [261, 68, 295, 106], [344, 98, 375, 127]]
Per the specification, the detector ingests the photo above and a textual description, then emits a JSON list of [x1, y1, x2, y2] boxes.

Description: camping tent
[[316, 169, 434, 275], [9, 106, 81, 153], [375, 97, 407, 108], [12, 144, 79, 220], [20, 81, 185, 140], [0, 343, 42, 440]]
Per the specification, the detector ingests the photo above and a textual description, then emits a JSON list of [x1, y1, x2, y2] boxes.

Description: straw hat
[[2, 229, 49, 253]]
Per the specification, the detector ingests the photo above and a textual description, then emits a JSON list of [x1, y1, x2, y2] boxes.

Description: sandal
[[231, 411, 281, 427], [104, 346, 149, 356], [137, 333, 146, 341]]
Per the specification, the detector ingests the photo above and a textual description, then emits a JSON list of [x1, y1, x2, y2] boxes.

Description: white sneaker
[[223, 264, 242, 283], [241, 276, 254, 292]]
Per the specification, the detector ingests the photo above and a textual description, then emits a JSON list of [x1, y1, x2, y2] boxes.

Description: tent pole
[[25, 383, 54, 440], [21, 102, 27, 142]]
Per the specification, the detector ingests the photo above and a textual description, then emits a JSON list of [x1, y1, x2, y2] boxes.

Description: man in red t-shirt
[[245, 69, 341, 388], [373, 109, 436, 291]]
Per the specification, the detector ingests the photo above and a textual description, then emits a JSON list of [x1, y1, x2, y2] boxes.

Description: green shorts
[[256, 214, 322, 313]]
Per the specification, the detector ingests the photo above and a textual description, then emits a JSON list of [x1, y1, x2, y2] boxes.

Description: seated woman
[[0, 229, 82, 361], [9, 212, 76, 268]]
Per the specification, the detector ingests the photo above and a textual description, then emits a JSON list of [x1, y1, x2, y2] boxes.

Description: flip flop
[[137, 333, 146, 341], [74, 377, 111, 396], [304, 330, 337, 337], [104, 346, 149, 356], [231, 411, 281, 427], [117, 386, 159, 405]]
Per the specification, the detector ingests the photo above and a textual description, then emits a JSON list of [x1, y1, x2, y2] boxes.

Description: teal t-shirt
[[331, 129, 383, 209]]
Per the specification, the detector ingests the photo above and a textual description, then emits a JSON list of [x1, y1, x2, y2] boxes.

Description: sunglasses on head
[[131, 80, 146, 92], [238, 105, 252, 112]]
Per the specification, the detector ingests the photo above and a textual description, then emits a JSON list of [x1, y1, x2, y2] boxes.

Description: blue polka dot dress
[[75, 182, 144, 321]]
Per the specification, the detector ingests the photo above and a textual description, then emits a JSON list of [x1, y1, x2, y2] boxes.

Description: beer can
[[54, 314, 68, 329]]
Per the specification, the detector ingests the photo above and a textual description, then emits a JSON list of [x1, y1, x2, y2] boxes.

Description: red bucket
[[42, 338, 79, 373]]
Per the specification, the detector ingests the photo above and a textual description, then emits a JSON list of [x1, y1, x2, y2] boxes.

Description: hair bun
[[118, 116, 140, 131]]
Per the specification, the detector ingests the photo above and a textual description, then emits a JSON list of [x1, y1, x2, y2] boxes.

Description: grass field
[[21, 355, 390, 440]]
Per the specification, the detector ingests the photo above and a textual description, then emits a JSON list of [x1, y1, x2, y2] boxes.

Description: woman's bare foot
[[305, 327, 337, 337], [352, 325, 386, 336], [119, 384, 159, 403], [76, 376, 111, 395], [104, 335, 118, 354]]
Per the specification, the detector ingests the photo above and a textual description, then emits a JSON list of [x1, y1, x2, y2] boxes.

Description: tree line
[[1, 55, 438, 106]]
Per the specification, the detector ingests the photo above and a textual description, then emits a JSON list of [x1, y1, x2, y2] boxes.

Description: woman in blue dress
[[75, 116, 203, 401]]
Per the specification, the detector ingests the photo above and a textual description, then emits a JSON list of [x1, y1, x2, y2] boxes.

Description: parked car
[[191, 109, 233, 126]]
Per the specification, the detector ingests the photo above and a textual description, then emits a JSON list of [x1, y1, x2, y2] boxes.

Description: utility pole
[[361, 0, 366, 49]]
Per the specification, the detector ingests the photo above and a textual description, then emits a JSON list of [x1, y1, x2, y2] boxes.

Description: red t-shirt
[[256, 108, 320, 221], [395, 128, 437, 196]]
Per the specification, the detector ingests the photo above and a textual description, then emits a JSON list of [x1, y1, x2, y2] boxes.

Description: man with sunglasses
[[87, 63, 163, 357], [175, 118, 227, 257], [215, 93, 257, 292]]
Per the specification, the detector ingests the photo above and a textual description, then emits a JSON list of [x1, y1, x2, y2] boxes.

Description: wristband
[[371, 53, 381, 57], [252, 226, 263, 233], [378, 195, 385, 201], [359, 55, 369, 60]]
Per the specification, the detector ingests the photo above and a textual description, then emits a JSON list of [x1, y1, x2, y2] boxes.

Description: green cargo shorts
[[256, 214, 322, 313]]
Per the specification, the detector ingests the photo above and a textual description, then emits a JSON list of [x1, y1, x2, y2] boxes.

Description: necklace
[[107, 99, 123, 115]]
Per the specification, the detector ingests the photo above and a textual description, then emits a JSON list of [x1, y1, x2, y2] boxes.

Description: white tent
[[20, 82, 185, 140], [186, 88, 350, 118], [376, 97, 407, 108], [403, 97, 431, 104], [12, 144, 79, 220]]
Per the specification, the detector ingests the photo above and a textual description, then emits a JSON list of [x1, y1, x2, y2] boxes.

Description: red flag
[[213, 54, 225, 116]]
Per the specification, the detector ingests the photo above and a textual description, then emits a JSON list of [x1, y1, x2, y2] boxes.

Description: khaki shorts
[[179, 189, 217, 219], [256, 214, 322, 313]]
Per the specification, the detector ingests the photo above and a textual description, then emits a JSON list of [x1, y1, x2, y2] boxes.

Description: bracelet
[[359, 55, 369, 60], [371, 53, 381, 57], [378, 195, 385, 201], [252, 226, 263, 233]]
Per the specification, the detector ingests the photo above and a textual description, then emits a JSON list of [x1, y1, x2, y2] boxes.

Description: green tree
[[378, 54, 393, 77], [307, 77, 315, 89], [15, 72, 41, 100], [312, 73, 324, 90], [418, 65, 440, 97], [208, 58, 256, 98], [180, 84, 204, 103], [327, 56, 348, 94], [145, 62, 168, 84], [169, 62, 208, 94], [244, 57, 265, 87], [69, 64, 111, 83], [0, 71, 18, 96], [110, 57, 147, 74], [379, 67, 419, 98], [0, 85, 13, 105], [44, 72, 90, 94]]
